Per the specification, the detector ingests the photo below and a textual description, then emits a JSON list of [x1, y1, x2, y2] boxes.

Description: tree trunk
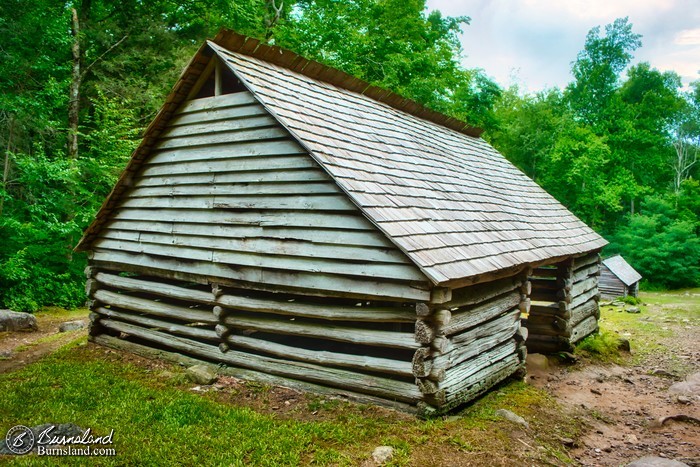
[[68, 7, 80, 159], [0, 117, 14, 217], [264, 0, 284, 41]]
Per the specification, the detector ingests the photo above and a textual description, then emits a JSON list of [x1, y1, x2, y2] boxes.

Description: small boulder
[[186, 364, 218, 385], [495, 408, 529, 429], [627, 456, 689, 466], [59, 320, 86, 333], [669, 372, 700, 396], [626, 306, 641, 314], [617, 338, 631, 352], [371, 446, 394, 465], [653, 369, 677, 378], [526, 353, 549, 371], [557, 436, 575, 447], [0, 309, 38, 332]]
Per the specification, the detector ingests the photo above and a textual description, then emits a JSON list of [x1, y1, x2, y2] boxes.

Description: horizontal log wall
[[87, 268, 424, 408], [410, 273, 528, 415], [89, 92, 430, 302], [524, 251, 601, 353]]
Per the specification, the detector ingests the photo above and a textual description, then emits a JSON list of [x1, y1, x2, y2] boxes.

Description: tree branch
[[81, 34, 129, 80]]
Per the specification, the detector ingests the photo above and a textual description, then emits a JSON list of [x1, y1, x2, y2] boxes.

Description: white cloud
[[425, 0, 700, 91], [675, 29, 700, 45]]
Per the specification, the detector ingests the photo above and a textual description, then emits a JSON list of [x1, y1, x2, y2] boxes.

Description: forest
[[1, 0, 698, 311]]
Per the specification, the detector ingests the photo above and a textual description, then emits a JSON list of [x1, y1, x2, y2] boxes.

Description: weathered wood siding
[[410, 273, 529, 415], [524, 251, 602, 353], [89, 92, 430, 302]]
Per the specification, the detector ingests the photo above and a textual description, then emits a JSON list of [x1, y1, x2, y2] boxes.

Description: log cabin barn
[[76, 30, 607, 415], [599, 255, 642, 299]]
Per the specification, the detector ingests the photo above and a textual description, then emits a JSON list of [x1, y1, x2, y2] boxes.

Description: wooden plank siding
[[91, 92, 430, 301], [206, 41, 608, 285], [78, 32, 610, 414]]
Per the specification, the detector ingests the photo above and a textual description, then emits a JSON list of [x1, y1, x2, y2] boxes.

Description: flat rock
[[668, 372, 700, 396], [371, 446, 394, 464], [626, 306, 641, 314], [186, 364, 218, 385], [495, 408, 529, 429], [0, 309, 38, 332], [59, 320, 86, 332], [627, 456, 689, 466]]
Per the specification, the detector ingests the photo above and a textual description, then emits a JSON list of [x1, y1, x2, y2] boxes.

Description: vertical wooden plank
[[215, 60, 223, 96]]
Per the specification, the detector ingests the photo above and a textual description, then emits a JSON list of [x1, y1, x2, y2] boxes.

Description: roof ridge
[[212, 29, 484, 139]]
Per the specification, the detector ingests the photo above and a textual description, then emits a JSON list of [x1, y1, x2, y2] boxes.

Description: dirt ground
[[528, 295, 700, 466], [0, 309, 89, 373]]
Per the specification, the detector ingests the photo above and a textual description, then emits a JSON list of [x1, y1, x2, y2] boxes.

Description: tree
[[607, 183, 700, 289], [566, 17, 641, 127], [274, 0, 499, 126], [672, 81, 700, 193]]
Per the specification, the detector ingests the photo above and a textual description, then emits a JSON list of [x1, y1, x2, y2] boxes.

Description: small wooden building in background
[[76, 30, 607, 415], [600, 255, 642, 299]]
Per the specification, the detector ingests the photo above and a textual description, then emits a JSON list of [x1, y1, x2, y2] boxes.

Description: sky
[[424, 0, 700, 93]]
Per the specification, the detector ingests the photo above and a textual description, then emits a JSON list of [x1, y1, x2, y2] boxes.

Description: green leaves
[[274, 0, 498, 127], [608, 185, 700, 289], [566, 17, 642, 127]]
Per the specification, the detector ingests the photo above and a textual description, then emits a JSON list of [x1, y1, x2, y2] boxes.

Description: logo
[[6, 425, 35, 455]]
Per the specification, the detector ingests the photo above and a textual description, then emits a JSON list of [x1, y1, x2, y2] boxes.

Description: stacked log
[[88, 265, 534, 414], [524, 252, 601, 353], [87, 266, 423, 412], [412, 274, 528, 415]]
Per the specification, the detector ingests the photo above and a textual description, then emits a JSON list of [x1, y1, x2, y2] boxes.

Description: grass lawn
[[0, 342, 577, 466], [583, 288, 700, 369]]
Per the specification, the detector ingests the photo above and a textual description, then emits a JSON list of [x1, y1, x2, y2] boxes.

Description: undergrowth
[[576, 331, 624, 362]]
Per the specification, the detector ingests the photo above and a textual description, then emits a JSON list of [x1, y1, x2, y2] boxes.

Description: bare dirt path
[[529, 293, 700, 466], [0, 308, 88, 373]]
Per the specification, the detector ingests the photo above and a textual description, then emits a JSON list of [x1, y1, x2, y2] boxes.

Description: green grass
[[576, 331, 625, 362], [13, 332, 75, 353], [581, 289, 700, 366], [1, 338, 353, 465], [0, 336, 577, 466]]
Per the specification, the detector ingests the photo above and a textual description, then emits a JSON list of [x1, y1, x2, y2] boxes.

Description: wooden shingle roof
[[77, 30, 607, 287], [602, 255, 642, 286]]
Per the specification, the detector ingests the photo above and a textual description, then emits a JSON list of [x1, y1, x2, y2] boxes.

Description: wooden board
[[90, 250, 431, 301], [96, 320, 423, 403], [92, 238, 425, 282], [216, 293, 414, 322], [220, 313, 419, 350]]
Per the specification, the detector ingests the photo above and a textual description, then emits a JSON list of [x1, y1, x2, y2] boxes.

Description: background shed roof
[[602, 255, 642, 286]]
